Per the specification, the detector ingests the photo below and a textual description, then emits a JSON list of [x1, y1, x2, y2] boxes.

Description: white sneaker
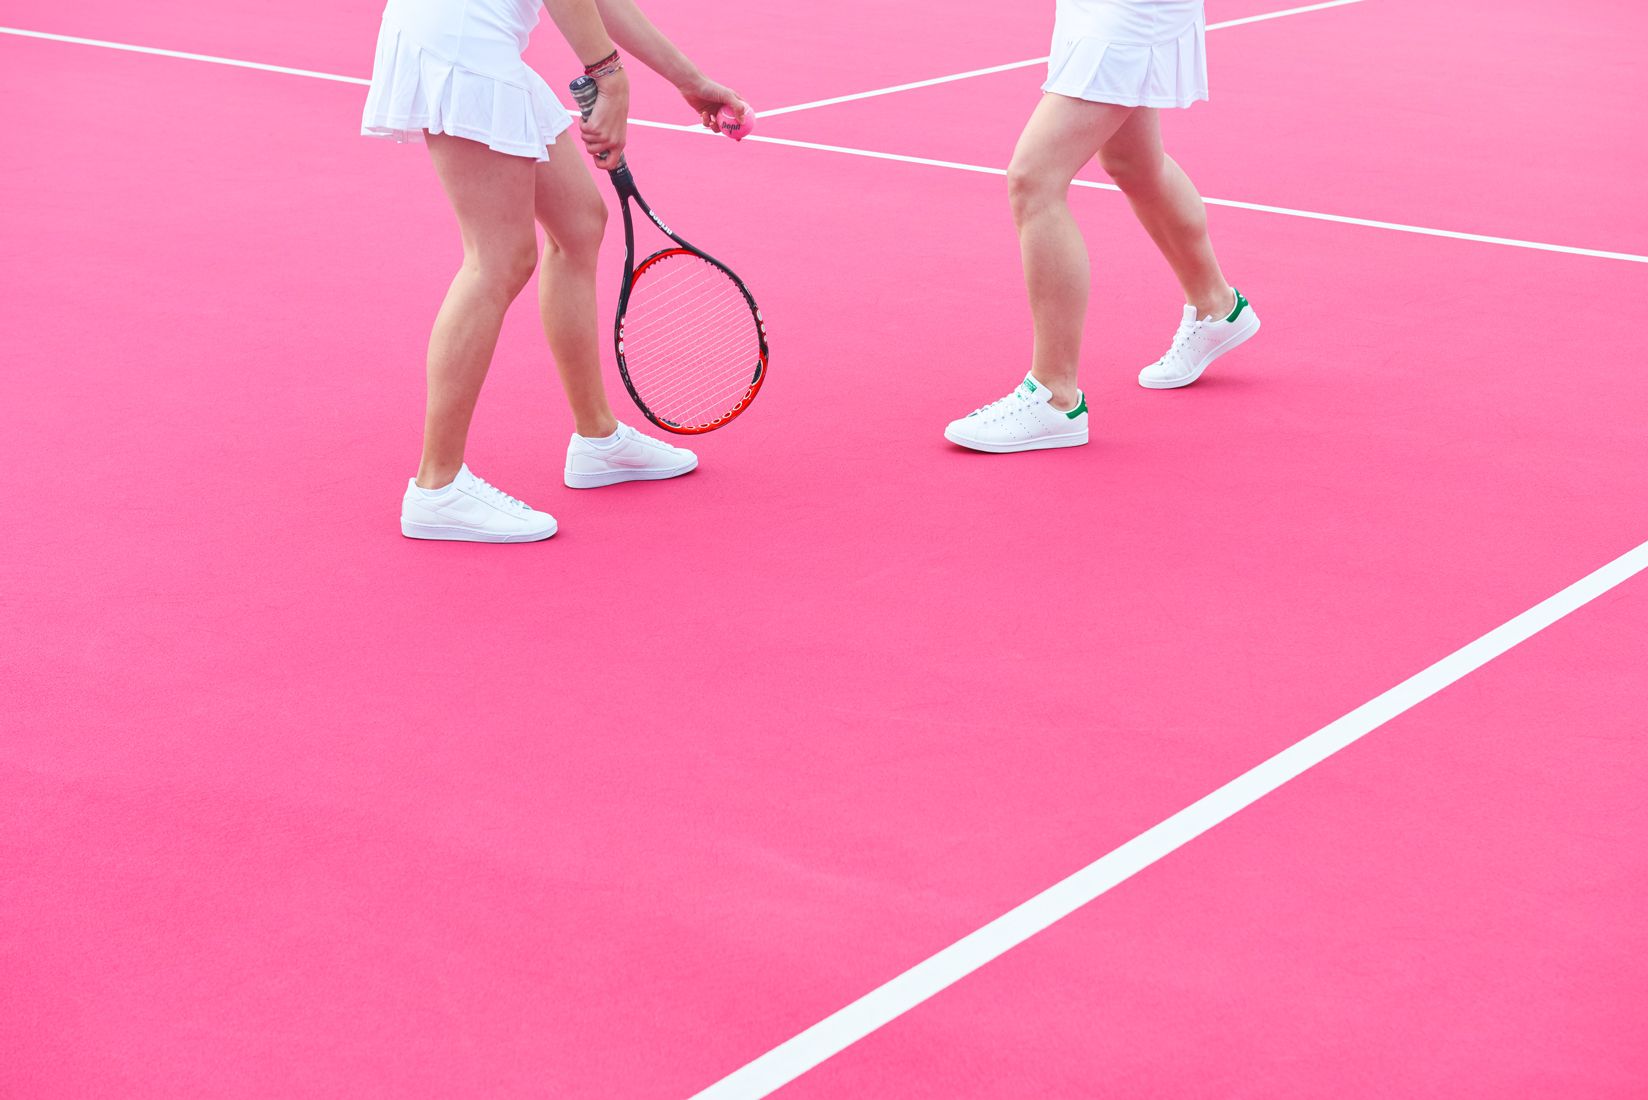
[[943, 375, 1089, 453], [564, 422, 699, 489], [1138, 289, 1260, 390], [400, 465, 557, 543]]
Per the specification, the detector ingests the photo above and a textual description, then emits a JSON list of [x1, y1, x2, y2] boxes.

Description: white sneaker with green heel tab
[[1138, 288, 1260, 389], [943, 375, 1089, 453]]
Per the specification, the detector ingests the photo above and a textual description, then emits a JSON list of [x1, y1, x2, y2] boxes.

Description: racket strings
[[622, 253, 762, 429], [640, 324, 755, 406], [626, 267, 756, 413]]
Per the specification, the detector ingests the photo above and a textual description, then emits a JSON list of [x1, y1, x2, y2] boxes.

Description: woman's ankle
[[415, 459, 462, 490], [1191, 285, 1237, 321]]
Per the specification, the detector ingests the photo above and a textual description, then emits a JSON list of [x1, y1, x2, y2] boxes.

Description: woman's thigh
[[425, 131, 539, 264], [1009, 93, 1136, 189], [531, 144, 606, 256]]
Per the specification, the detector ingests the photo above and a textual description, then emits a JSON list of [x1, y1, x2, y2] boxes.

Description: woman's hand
[[580, 69, 631, 168], [678, 72, 749, 134]]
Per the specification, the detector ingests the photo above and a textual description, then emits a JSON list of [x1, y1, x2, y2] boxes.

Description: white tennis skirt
[[1043, 0, 1209, 109], [360, 0, 574, 161]]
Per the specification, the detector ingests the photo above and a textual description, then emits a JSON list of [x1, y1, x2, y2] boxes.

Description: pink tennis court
[[3, 0, 1645, 1096]]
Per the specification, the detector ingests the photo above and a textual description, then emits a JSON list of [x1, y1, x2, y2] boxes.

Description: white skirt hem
[[1042, 25, 1209, 110], [1039, 86, 1208, 109], [360, 22, 574, 162]]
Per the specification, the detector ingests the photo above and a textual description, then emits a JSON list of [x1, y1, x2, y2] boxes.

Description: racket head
[[616, 247, 769, 435]]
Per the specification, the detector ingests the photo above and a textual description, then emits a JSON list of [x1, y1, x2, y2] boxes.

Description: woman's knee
[[1006, 157, 1064, 222], [467, 235, 540, 297], [541, 193, 607, 261]]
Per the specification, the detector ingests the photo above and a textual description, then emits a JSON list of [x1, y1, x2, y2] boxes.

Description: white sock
[[581, 427, 623, 449], [414, 480, 457, 499]]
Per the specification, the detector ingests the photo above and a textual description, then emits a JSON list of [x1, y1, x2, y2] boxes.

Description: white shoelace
[[1167, 317, 1205, 360], [971, 387, 1031, 421], [627, 428, 675, 454], [468, 474, 529, 513], [589, 424, 676, 456]]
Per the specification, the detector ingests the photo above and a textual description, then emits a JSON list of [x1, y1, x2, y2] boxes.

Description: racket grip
[[570, 74, 631, 178], [570, 75, 599, 121]]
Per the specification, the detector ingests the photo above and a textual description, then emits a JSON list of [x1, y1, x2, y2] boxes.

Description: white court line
[[757, 58, 1049, 120], [5, 23, 1646, 267], [642, 129, 1648, 264], [690, 537, 1648, 1099], [1206, 0, 1372, 31], [759, 0, 1373, 118], [2, 0, 1365, 106], [9, 18, 1645, 1093], [0, 26, 371, 85]]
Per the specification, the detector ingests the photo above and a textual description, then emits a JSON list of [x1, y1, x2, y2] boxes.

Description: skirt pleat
[[1043, 0, 1210, 108], [360, 20, 574, 161]]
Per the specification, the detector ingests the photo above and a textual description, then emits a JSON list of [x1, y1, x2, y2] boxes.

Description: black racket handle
[[569, 75, 632, 180]]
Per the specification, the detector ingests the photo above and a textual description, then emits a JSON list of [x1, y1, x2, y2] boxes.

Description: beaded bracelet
[[583, 49, 620, 76], [588, 58, 625, 80]]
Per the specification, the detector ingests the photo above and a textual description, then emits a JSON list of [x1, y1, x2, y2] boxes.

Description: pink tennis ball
[[717, 106, 755, 141]]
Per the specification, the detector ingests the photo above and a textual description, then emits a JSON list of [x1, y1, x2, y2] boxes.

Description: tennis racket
[[570, 75, 768, 435]]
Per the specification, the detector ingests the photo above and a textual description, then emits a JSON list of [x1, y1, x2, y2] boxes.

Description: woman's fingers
[[682, 77, 749, 132], [578, 119, 626, 168], [578, 84, 628, 168]]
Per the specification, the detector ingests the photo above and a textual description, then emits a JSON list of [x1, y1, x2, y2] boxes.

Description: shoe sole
[[943, 427, 1089, 454], [401, 519, 558, 543], [563, 454, 699, 489], [1138, 313, 1262, 390]]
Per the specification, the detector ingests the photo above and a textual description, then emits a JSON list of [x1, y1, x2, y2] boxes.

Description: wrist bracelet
[[583, 49, 619, 75], [589, 59, 625, 80]]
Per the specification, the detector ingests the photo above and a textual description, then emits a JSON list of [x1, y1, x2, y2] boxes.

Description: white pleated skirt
[[360, 8, 573, 162], [1043, 0, 1209, 109]]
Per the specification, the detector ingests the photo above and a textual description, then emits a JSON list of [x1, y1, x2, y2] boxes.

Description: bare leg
[[1098, 109, 1234, 320], [533, 148, 618, 439], [1007, 93, 1135, 410], [419, 132, 539, 488]]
